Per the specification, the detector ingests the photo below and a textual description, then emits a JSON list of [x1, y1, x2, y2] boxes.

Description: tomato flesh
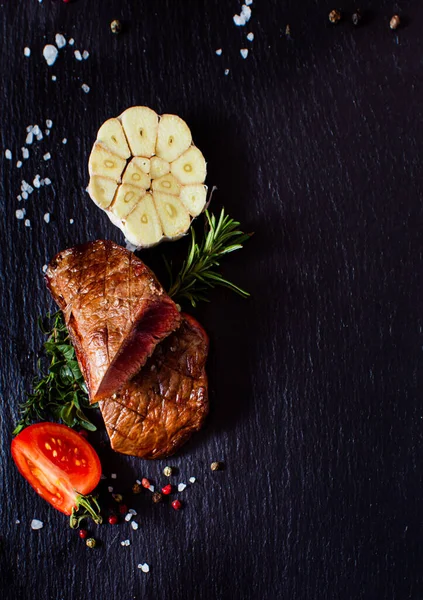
[[11, 423, 101, 515]]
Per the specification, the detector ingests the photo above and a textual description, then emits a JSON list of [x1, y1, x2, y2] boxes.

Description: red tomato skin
[[11, 423, 102, 515]]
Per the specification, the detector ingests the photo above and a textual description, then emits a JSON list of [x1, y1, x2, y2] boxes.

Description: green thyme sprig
[[166, 208, 251, 307], [13, 312, 97, 436]]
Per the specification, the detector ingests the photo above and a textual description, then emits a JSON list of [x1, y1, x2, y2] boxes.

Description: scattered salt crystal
[[131, 521, 139, 531], [44, 177, 52, 185], [136, 479, 141, 485], [45, 130, 50, 136], [55, 34, 66, 49], [15, 519, 20, 524], [81, 83, 90, 94], [43, 44, 58, 67], [233, 4, 252, 26], [33, 175, 41, 188], [16, 209, 25, 220], [69, 38, 75, 46], [140, 563, 150, 573], [52, 75, 57, 81], [25, 131, 34, 145], [150, 365, 156, 371], [22, 148, 29, 159], [240, 48, 249, 59], [36, 131, 43, 141], [82, 50, 90, 60], [120, 539, 131, 546], [69, 218, 74, 224], [247, 32, 254, 41], [46, 120, 53, 129], [24, 47, 31, 57], [22, 191, 28, 200], [177, 483, 187, 492], [26, 125, 33, 133], [31, 519, 43, 530], [129, 509, 137, 515], [25, 219, 31, 227], [42, 264, 48, 273], [224, 69, 230, 75], [16, 161, 22, 168], [148, 485, 155, 493], [32, 125, 40, 136], [216, 49, 222, 56], [245, 0, 253, 5], [43, 213, 50, 223], [5, 149, 12, 160], [17, 195, 22, 201], [43, 153, 51, 161], [108, 486, 114, 493], [125, 513, 133, 522], [189, 477, 196, 484], [111, 473, 117, 479], [62, 138, 67, 144], [74, 50, 83, 61]]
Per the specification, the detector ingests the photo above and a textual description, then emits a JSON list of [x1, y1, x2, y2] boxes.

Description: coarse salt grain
[[32, 125, 40, 136], [131, 521, 139, 531], [25, 131, 33, 145], [69, 218, 74, 224], [62, 138, 67, 144], [120, 540, 130, 546], [46, 120, 53, 129], [189, 477, 196, 483], [247, 32, 254, 41], [240, 48, 249, 59], [83, 50, 90, 60], [52, 75, 57, 81], [55, 34, 66, 49], [74, 50, 83, 61], [233, 5, 252, 27], [216, 49, 222, 56], [5, 149, 12, 160], [125, 514, 133, 522], [16, 209, 25, 220], [33, 175, 41, 188], [139, 563, 150, 573], [24, 47, 31, 57], [108, 486, 113, 493], [31, 519, 43, 530], [69, 38, 75, 46], [148, 485, 155, 493], [22, 191, 28, 200], [136, 479, 141, 485], [16, 161, 22, 168], [129, 509, 137, 515], [45, 130, 50, 136], [42, 264, 48, 273], [24, 219, 31, 227], [43, 213, 50, 223], [44, 177, 52, 185], [43, 44, 58, 67], [15, 519, 20, 524], [245, 0, 253, 5], [111, 473, 117, 479], [177, 483, 187, 492], [22, 148, 29, 159], [17, 195, 22, 201], [36, 131, 43, 141], [43, 153, 51, 161], [81, 83, 90, 94], [224, 69, 230, 75]]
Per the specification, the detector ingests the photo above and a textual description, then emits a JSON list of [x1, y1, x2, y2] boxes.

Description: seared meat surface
[[46, 240, 181, 402], [99, 314, 209, 459]]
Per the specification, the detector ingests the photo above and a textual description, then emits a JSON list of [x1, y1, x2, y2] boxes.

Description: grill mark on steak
[[46, 240, 181, 402], [99, 314, 209, 459]]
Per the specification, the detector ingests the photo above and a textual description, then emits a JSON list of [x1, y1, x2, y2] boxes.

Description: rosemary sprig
[[13, 311, 97, 436], [166, 208, 251, 307]]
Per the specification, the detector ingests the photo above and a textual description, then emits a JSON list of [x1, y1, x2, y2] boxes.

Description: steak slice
[[99, 314, 209, 459], [45, 240, 181, 403]]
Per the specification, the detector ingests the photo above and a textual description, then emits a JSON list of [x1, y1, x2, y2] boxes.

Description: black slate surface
[[1, 1, 423, 599]]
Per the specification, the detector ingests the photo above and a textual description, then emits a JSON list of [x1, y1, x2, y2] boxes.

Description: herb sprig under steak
[[166, 208, 251, 307], [13, 312, 97, 436]]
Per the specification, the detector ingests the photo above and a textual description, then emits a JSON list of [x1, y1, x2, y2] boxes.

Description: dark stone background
[[1, 1, 422, 599]]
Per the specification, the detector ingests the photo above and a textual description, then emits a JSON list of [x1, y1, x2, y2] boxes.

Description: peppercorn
[[110, 19, 122, 34], [108, 514, 118, 525], [163, 466, 173, 477], [210, 461, 222, 471], [141, 478, 151, 489], [112, 493, 123, 503], [352, 9, 362, 26], [132, 482, 142, 495], [171, 500, 182, 511], [79, 529, 88, 539], [119, 504, 128, 514], [161, 484, 172, 495], [390, 15, 400, 30], [86, 538, 96, 548], [329, 9, 342, 24], [152, 492, 163, 503]]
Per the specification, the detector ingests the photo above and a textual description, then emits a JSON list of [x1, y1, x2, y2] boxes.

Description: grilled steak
[[45, 240, 181, 402], [99, 314, 209, 459]]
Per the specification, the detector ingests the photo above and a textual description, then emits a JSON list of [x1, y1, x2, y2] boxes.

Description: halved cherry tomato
[[11, 423, 101, 515]]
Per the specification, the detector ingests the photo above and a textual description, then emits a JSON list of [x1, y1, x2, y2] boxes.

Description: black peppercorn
[[132, 482, 142, 495], [152, 492, 163, 503]]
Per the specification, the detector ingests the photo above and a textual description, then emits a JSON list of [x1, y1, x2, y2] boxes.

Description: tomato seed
[[45, 443, 52, 450]]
